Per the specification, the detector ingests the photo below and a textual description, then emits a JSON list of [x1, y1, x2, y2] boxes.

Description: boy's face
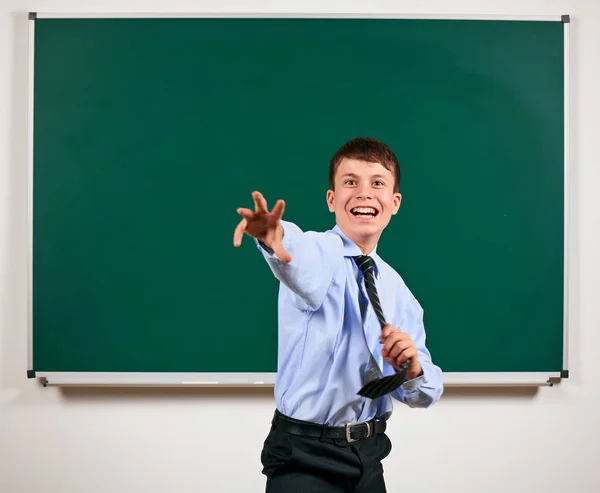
[[326, 158, 401, 253]]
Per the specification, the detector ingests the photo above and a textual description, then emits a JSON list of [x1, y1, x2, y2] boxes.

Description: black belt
[[273, 410, 386, 443]]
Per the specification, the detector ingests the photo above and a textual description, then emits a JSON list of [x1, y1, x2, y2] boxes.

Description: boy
[[233, 137, 443, 492]]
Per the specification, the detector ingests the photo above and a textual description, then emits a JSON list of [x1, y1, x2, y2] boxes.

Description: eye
[[373, 180, 385, 187], [344, 179, 356, 186]]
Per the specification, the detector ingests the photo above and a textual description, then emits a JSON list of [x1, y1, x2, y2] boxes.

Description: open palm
[[233, 191, 291, 263]]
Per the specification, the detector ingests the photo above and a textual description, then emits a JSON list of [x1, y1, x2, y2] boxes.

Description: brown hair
[[329, 137, 401, 192]]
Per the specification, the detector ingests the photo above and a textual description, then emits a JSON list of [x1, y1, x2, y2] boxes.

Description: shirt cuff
[[401, 371, 426, 394], [256, 239, 274, 255]]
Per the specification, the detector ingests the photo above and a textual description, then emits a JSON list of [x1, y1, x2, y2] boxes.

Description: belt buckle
[[345, 421, 372, 443]]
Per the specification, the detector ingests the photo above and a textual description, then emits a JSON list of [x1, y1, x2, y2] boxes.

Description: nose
[[355, 183, 373, 200]]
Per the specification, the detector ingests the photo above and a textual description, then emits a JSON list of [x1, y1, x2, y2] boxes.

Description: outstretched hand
[[233, 191, 292, 263]]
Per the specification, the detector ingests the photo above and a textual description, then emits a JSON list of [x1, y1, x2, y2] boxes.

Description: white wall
[[1, 1, 599, 492]]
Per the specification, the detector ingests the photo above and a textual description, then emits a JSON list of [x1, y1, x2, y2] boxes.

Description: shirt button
[[370, 367, 376, 373]]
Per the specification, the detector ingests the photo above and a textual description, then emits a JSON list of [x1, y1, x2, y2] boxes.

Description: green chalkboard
[[30, 16, 566, 383]]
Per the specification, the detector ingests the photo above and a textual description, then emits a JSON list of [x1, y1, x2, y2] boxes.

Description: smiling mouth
[[351, 207, 379, 218]]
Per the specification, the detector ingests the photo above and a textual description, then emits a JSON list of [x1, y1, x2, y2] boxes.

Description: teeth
[[352, 207, 377, 216]]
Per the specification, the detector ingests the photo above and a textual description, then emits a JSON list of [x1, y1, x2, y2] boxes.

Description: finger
[[382, 333, 412, 357], [273, 242, 292, 263], [380, 327, 406, 346], [387, 340, 413, 360], [385, 347, 417, 366], [233, 218, 247, 247], [271, 199, 286, 221], [237, 208, 255, 221], [252, 191, 268, 213], [381, 332, 404, 357], [392, 347, 417, 367], [380, 324, 399, 341]]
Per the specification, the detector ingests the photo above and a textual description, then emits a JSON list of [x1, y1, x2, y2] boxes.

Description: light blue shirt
[[257, 221, 443, 427]]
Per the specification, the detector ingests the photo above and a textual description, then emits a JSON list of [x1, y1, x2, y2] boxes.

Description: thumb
[[273, 242, 292, 263]]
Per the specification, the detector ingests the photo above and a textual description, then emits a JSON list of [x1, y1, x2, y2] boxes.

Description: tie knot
[[353, 255, 374, 274]]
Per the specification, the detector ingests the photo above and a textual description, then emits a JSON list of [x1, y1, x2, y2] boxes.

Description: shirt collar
[[331, 225, 382, 279]]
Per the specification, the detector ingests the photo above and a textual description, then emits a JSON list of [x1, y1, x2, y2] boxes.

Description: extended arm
[[233, 191, 340, 310]]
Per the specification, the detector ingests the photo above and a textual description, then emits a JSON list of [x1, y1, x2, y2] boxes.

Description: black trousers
[[261, 411, 392, 493]]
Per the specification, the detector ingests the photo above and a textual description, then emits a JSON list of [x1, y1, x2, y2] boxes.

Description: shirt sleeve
[[389, 287, 444, 408], [392, 356, 443, 408], [255, 220, 342, 311]]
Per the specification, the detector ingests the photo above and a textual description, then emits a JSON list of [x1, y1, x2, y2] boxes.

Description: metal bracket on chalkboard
[[561, 14, 570, 23], [28, 12, 37, 20], [27, 370, 50, 386], [546, 370, 569, 386]]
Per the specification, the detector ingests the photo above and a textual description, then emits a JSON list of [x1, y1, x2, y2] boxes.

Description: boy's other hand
[[233, 191, 292, 263], [380, 324, 423, 380]]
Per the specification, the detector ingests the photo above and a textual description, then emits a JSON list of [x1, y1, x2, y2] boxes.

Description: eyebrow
[[340, 173, 388, 180]]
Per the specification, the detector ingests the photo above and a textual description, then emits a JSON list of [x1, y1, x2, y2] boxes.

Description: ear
[[392, 193, 402, 215], [326, 189, 335, 212]]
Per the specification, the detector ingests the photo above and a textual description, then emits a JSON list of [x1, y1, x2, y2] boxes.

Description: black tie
[[353, 255, 410, 399]]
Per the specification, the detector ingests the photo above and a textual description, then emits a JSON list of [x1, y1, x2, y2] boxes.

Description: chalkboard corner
[[27, 369, 36, 378], [28, 12, 37, 21], [560, 369, 569, 378], [561, 14, 570, 23]]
